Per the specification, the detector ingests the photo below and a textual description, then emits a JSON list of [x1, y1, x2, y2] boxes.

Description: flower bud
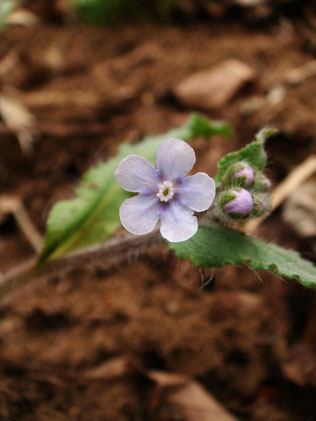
[[250, 193, 271, 217], [223, 162, 254, 188], [219, 188, 253, 219], [232, 166, 254, 187], [254, 173, 271, 192]]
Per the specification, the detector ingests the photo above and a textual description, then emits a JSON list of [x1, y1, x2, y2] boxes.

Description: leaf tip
[[255, 128, 278, 144]]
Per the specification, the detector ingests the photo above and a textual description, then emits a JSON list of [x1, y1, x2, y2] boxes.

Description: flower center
[[156, 181, 174, 202]]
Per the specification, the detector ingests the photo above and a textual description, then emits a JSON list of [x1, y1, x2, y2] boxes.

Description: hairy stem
[[0, 230, 162, 300]]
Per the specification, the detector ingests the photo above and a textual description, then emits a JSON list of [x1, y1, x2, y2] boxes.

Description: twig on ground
[[0, 195, 43, 252], [284, 60, 316, 85]]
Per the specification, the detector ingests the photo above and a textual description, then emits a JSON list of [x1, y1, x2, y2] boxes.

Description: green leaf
[[70, 0, 176, 25], [215, 128, 276, 188], [169, 224, 316, 289], [39, 113, 231, 263], [0, 0, 16, 29]]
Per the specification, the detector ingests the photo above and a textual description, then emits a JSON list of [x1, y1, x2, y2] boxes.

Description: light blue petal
[[115, 155, 159, 193], [176, 172, 216, 212], [160, 200, 198, 242], [119, 194, 160, 235], [156, 138, 196, 181]]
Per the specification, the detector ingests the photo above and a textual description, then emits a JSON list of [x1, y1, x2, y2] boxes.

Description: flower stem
[[0, 229, 162, 301]]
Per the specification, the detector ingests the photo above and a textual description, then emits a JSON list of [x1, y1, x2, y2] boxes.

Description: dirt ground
[[0, 9, 316, 421]]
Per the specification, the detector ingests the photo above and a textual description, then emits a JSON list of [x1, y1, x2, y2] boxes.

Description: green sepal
[[215, 128, 276, 189], [217, 190, 238, 207]]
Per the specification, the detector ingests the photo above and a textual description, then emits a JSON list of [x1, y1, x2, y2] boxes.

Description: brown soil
[[0, 16, 315, 421]]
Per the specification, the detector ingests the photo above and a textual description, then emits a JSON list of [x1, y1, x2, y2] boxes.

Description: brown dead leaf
[[282, 343, 316, 387], [83, 356, 133, 380], [0, 94, 38, 154], [282, 179, 316, 239], [0, 51, 18, 80], [174, 59, 255, 110], [284, 60, 316, 85], [245, 155, 316, 235], [8, 8, 39, 27], [83, 360, 239, 420], [147, 370, 189, 389], [282, 177, 316, 254], [169, 382, 238, 421], [149, 371, 239, 421]]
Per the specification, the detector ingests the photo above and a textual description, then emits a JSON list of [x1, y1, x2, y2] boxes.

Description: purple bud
[[232, 166, 254, 187], [224, 189, 253, 216]]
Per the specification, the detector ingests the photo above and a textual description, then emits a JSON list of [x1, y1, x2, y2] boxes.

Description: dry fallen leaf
[[8, 8, 39, 27], [0, 94, 38, 153], [83, 356, 133, 380], [83, 357, 239, 421], [174, 59, 255, 110], [245, 155, 316, 234], [149, 371, 239, 421], [282, 179, 316, 238], [282, 343, 316, 387]]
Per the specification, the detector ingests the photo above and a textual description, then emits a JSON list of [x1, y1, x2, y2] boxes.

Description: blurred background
[[0, 1, 316, 420]]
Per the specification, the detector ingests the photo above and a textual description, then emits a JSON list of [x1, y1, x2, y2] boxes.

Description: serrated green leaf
[[169, 224, 316, 289], [215, 128, 276, 188], [39, 113, 231, 263]]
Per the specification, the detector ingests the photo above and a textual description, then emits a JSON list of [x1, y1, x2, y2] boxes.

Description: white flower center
[[156, 181, 174, 202]]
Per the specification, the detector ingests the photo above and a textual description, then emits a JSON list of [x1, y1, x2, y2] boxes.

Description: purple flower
[[115, 138, 215, 242], [223, 188, 253, 216], [232, 166, 254, 187]]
